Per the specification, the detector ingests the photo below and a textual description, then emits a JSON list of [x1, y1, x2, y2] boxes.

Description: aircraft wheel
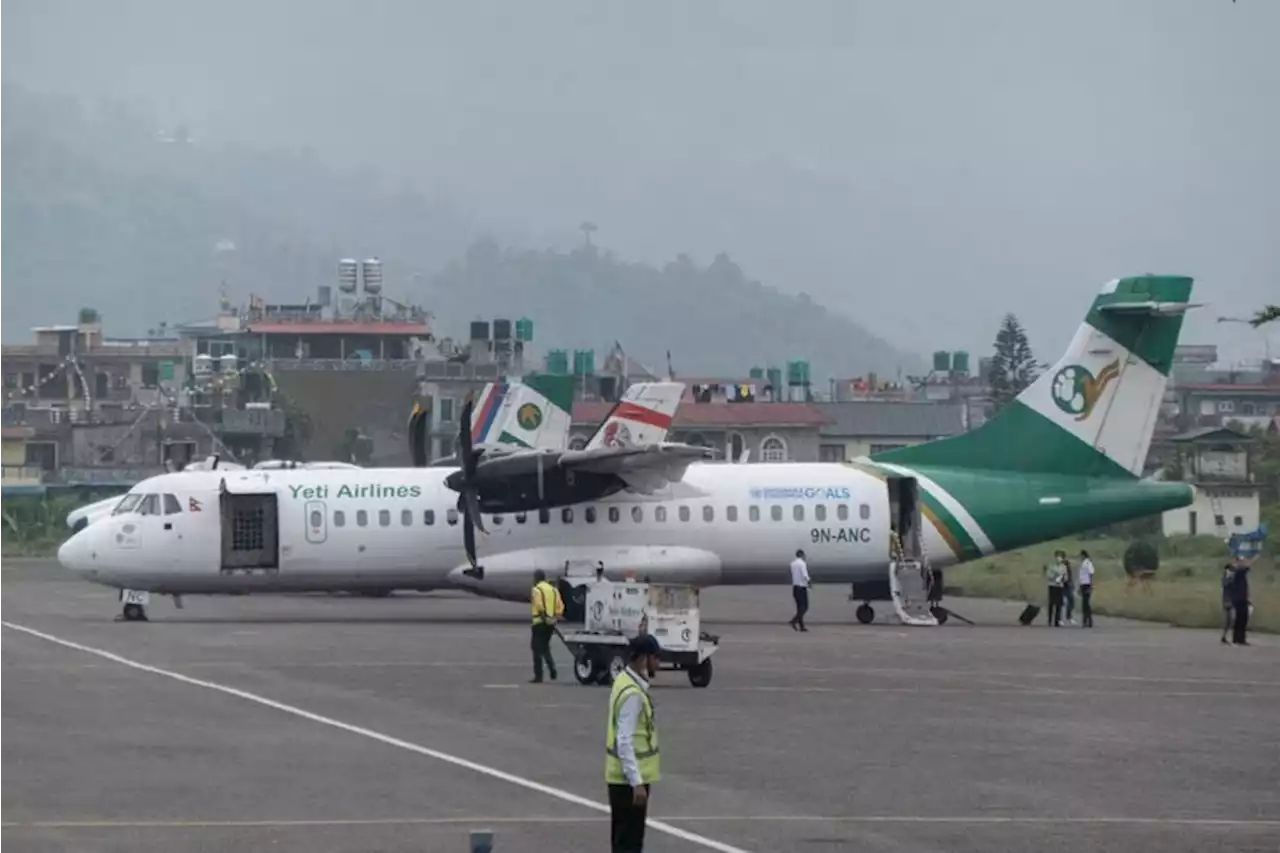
[[687, 659, 713, 688], [573, 654, 599, 685], [855, 603, 875, 625], [122, 603, 148, 622]]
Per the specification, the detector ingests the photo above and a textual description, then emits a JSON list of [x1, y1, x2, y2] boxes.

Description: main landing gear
[[855, 602, 876, 624]]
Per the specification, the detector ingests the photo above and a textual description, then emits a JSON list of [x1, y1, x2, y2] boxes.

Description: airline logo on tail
[[516, 403, 543, 431], [1051, 358, 1121, 421]]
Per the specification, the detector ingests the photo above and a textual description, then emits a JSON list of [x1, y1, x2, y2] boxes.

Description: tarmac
[[3, 557, 1278, 853]]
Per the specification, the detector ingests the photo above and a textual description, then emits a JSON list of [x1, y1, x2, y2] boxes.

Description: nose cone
[[57, 529, 95, 575]]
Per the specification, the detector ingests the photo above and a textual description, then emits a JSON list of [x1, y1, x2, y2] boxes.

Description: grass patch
[[2, 494, 119, 558], [949, 535, 1278, 633]]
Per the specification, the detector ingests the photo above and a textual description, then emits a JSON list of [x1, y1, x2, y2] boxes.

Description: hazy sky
[[5, 0, 1278, 363]]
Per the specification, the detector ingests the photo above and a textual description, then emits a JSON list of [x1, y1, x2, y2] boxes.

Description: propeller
[[450, 393, 487, 577]]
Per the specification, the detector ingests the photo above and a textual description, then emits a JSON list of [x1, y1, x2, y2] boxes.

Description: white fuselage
[[58, 463, 940, 602]]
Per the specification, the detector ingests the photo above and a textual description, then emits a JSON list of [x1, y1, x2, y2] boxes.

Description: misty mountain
[[2, 87, 917, 377]]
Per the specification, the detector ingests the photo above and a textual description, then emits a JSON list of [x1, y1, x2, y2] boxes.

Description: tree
[[988, 313, 1039, 413], [1250, 305, 1279, 327]]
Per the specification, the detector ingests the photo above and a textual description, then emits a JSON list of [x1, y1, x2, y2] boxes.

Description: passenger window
[[859, 503, 871, 520], [538, 508, 550, 524], [815, 505, 827, 522], [423, 509, 435, 526], [678, 505, 691, 522], [163, 494, 183, 515], [631, 506, 643, 523], [609, 506, 621, 523], [837, 504, 850, 521], [310, 509, 323, 528], [702, 505, 714, 522], [493, 514, 504, 526], [749, 505, 760, 522], [793, 505, 805, 522], [446, 509, 459, 526], [516, 512, 527, 524], [357, 510, 369, 527], [334, 510, 346, 527], [138, 494, 160, 515], [771, 505, 783, 522], [112, 494, 142, 515], [726, 505, 738, 522], [655, 506, 667, 523], [401, 509, 413, 527], [585, 507, 597, 524], [562, 508, 574, 524], [379, 509, 391, 527]]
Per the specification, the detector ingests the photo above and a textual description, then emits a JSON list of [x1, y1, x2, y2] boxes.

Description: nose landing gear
[[117, 590, 151, 622]]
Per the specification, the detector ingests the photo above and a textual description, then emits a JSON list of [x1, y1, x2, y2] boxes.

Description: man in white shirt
[[789, 549, 811, 632], [1077, 549, 1095, 628]]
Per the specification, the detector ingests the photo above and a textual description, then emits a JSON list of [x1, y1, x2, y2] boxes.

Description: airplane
[[56, 275, 1199, 625]]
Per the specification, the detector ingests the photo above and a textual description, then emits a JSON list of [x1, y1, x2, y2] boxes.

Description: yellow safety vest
[[604, 669, 661, 785], [531, 581, 562, 625]]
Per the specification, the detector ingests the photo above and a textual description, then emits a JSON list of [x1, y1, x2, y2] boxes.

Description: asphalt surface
[[3, 557, 1278, 853]]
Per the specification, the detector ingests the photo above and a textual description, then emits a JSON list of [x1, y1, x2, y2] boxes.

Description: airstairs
[[888, 532, 938, 626]]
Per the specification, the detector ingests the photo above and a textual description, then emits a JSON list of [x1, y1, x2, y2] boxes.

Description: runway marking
[[0, 621, 752, 853], [6, 815, 1277, 830], [482, 684, 519, 689]]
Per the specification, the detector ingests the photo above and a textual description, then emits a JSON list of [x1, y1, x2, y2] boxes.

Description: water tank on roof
[[361, 258, 383, 293], [749, 366, 764, 379], [470, 321, 490, 341], [766, 367, 783, 396], [194, 354, 213, 376], [338, 259, 359, 293], [787, 360, 811, 386], [573, 349, 595, 376], [515, 318, 534, 342], [493, 318, 512, 340], [953, 351, 971, 374], [933, 351, 951, 372], [317, 285, 332, 307], [546, 349, 569, 375]]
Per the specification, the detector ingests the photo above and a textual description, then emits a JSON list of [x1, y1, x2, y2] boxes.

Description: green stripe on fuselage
[[916, 487, 983, 562]]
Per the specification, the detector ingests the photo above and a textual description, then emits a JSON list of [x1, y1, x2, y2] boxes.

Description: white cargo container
[[559, 580, 719, 688]]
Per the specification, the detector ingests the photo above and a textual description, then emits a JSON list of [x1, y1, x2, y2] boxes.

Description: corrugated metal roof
[[1169, 426, 1254, 442], [815, 401, 965, 438], [572, 401, 828, 427]]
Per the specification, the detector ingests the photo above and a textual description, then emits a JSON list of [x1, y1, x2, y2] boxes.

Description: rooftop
[[816, 401, 966, 438], [1169, 426, 1255, 443], [246, 321, 431, 336], [572, 401, 828, 428]]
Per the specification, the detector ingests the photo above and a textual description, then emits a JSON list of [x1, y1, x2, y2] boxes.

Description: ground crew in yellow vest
[[529, 569, 564, 684], [605, 634, 662, 853]]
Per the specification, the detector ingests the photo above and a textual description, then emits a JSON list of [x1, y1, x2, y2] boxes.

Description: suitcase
[[1018, 604, 1041, 625]]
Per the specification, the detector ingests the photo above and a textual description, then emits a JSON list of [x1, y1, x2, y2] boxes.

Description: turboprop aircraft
[[57, 275, 1198, 624]]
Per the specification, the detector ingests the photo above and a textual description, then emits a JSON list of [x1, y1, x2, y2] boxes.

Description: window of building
[[445, 509, 458, 526], [439, 397, 455, 422], [819, 444, 846, 463], [516, 512, 527, 524], [562, 508, 574, 524], [585, 507, 597, 524], [655, 506, 668, 523], [1217, 400, 1235, 413], [771, 505, 783, 521], [401, 509, 413, 527], [1234, 515, 1244, 526], [815, 504, 826, 522], [163, 494, 183, 515], [749, 505, 760, 522], [538, 508, 550, 524], [727, 432, 746, 462], [334, 510, 346, 527], [859, 504, 871, 520], [837, 505, 849, 521], [358, 510, 370, 527], [423, 509, 435, 526], [1241, 402, 1256, 416], [727, 505, 738, 522], [609, 506, 621, 523], [793, 504, 805, 521], [678, 505, 691, 522], [631, 506, 643, 523], [379, 509, 391, 527], [703, 505, 714, 522], [569, 435, 589, 451], [760, 435, 788, 462]]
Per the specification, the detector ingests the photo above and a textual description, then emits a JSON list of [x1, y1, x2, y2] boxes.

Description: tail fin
[[875, 275, 1195, 479], [472, 374, 575, 451], [586, 381, 685, 449]]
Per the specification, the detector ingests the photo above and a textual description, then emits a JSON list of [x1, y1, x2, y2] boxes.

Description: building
[[814, 401, 967, 462], [571, 401, 829, 462], [1165, 355, 1280, 431], [1161, 427, 1261, 539]]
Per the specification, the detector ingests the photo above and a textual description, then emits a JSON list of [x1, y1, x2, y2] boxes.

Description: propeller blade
[[536, 453, 545, 503], [464, 488, 487, 535], [463, 512, 478, 569], [458, 391, 477, 476]]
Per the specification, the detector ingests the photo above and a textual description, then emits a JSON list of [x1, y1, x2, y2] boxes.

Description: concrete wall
[[1162, 487, 1261, 537], [274, 371, 419, 465]]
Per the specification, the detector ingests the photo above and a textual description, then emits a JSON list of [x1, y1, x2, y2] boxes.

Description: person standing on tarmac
[[789, 549, 811, 632], [1077, 550, 1095, 628], [529, 569, 564, 683], [605, 634, 662, 853]]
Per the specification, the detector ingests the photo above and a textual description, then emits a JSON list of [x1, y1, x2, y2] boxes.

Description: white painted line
[[482, 684, 520, 689], [1, 621, 752, 853]]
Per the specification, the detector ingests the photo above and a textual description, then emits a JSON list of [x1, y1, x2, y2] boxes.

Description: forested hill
[[2, 86, 918, 378]]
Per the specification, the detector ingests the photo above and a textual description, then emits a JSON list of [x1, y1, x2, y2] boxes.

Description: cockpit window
[[138, 494, 160, 516], [163, 494, 183, 515], [112, 494, 142, 515]]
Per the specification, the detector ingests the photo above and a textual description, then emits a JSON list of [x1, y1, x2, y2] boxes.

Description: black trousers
[[791, 586, 809, 627], [1080, 584, 1093, 627], [1232, 601, 1250, 644], [530, 623, 556, 679], [1063, 585, 1076, 621], [608, 783, 649, 853], [1046, 586, 1064, 626]]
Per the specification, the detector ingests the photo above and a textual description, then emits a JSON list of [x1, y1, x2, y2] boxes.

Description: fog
[[4, 0, 1277, 364]]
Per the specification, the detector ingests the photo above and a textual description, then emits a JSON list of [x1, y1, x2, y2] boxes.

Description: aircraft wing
[[558, 442, 716, 493]]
